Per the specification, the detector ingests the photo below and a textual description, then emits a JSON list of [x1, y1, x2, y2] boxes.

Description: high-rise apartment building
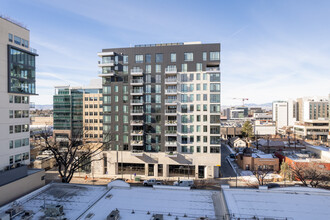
[[95, 42, 221, 179], [296, 97, 329, 122], [272, 100, 297, 131], [0, 17, 37, 171], [53, 80, 103, 145]]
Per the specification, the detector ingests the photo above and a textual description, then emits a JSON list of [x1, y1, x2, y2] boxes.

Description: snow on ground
[[223, 187, 330, 220], [79, 186, 218, 219]]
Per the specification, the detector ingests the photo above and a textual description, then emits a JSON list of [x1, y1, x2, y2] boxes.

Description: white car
[[143, 179, 162, 186], [173, 180, 194, 187]]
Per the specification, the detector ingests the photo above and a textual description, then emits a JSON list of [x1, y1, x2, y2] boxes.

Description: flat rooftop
[[223, 186, 330, 220], [0, 182, 220, 220]]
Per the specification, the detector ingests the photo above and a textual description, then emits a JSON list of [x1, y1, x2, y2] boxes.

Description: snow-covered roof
[[0, 183, 219, 220], [223, 186, 330, 220]]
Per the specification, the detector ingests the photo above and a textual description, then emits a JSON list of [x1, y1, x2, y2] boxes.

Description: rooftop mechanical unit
[[107, 209, 120, 220]]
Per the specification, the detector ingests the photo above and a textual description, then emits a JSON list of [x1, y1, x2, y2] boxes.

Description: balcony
[[165, 78, 177, 84], [131, 68, 143, 76], [97, 51, 115, 57], [98, 60, 115, 67], [131, 150, 144, 157], [165, 151, 178, 158], [130, 89, 144, 95], [206, 67, 220, 72], [130, 79, 144, 85], [131, 109, 144, 115], [165, 89, 177, 95], [165, 141, 177, 146], [98, 70, 115, 77], [165, 67, 177, 74], [130, 99, 144, 105], [165, 99, 177, 105], [130, 120, 144, 125], [165, 130, 177, 136], [165, 109, 177, 115], [131, 130, 144, 136], [131, 140, 144, 146], [165, 120, 177, 126]]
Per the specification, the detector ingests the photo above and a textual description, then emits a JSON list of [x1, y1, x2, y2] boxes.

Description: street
[[220, 143, 237, 177]]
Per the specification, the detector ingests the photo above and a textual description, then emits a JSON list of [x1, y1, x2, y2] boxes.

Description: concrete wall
[[0, 169, 45, 206]]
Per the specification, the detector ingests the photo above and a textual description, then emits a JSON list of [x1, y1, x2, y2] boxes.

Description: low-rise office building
[[236, 148, 279, 171]]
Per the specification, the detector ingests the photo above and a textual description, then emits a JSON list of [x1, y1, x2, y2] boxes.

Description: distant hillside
[[34, 105, 53, 110]]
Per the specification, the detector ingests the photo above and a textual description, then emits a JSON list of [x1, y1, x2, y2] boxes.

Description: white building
[[273, 100, 298, 131]]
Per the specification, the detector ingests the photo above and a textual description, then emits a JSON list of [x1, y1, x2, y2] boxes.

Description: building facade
[[0, 17, 37, 171], [297, 97, 329, 122], [95, 42, 221, 179], [53, 81, 103, 144]]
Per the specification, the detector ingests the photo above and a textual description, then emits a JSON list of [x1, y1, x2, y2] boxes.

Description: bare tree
[[253, 168, 272, 186], [36, 128, 109, 183], [290, 162, 330, 188]]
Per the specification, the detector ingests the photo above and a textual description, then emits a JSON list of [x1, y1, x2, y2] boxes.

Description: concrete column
[[164, 164, 169, 178], [145, 163, 149, 177], [154, 164, 158, 177], [195, 165, 199, 178]]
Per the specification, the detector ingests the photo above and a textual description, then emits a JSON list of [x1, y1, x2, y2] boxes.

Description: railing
[[165, 151, 178, 156], [131, 140, 144, 145], [130, 89, 144, 94], [165, 67, 177, 73], [130, 79, 144, 84], [29, 47, 37, 54], [165, 130, 177, 134], [131, 120, 144, 124], [206, 67, 220, 72], [165, 78, 177, 83], [165, 109, 177, 114], [131, 69, 143, 74], [165, 120, 177, 124], [165, 89, 177, 93], [165, 141, 177, 145], [131, 110, 144, 114], [99, 70, 115, 75], [131, 99, 144, 104], [131, 130, 144, 134], [99, 60, 115, 65], [131, 150, 144, 154], [165, 99, 177, 103]]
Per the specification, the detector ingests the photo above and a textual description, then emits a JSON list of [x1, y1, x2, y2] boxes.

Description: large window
[[145, 54, 151, 63], [135, 54, 143, 63], [210, 83, 220, 92], [155, 53, 163, 63], [210, 73, 220, 82], [170, 53, 176, 62], [210, 52, 220, 60], [123, 55, 128, 64], [184, 52, 193, 61], [8, 46, 36, 94], [210, 94, 220, 103]]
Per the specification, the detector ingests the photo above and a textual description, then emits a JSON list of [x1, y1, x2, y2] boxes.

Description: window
[[184, 52, 193, 61], [146, 75, 151, 83], [203, 52, 207, 61], [155, 85, 161, 93], [210, 115, 220, 123], [203, 84, 207, 90], [123, 66, 128, 74], [210, 94, 220, 103], [197, 105, 201, 111], [182, 64, 187, 72], [15, 139, 21, 148], [146, 85, 151, 93], [203, 104, 207, 111], [135, 54, 143, 63], [156, 64, 161, 73], [146, 65, 151, 73], [196, 63, 202, 71], [171, 53, 176, 62], [210, 104, 221, 113], [197, 115, 201, 121], [155, 75, 161, 83], [210, 73, 220, 82], [9, 110, 13, 118], [9, 140, 13, 149], [203, 136, 208, 143], [115, 96, 119, 102], [203, 73, 207, 80], [210, 52, 220, 60], [196, 84, 201, 91], [15, 96, 21, 103], [9, 95, 13, 103], [123, 115, 128, 123], [155, 95, 161, 103], [8, 33, 13, 42], [197, 73, 201, 80], [210, 83, 220, 92], [146, 95, 151, 103], [155, 53, 163, 63], [203, 146, 208, 153], [14, 35, 21, 45], [203, 126, 208, 132], [203, 115, 207, 122], [203, 94, 207, 101], [145, 54, 151, 63], [123, 55, 128, 64]]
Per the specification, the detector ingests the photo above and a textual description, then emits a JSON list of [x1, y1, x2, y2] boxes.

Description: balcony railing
[[131, 99, 144, 104], [131, 120, 144, 124], [165, 99, 177, 104], [131, 68, 143, 75], [165, 151, 178, 157], [131, 140, 144, 145], [165, 109, 177, 114], [165, 89, 177, 94], [165, 120, 177, 125], [165, 78, 177, 83], [130, 89, 144, 94], [98, 60, 115, 67], [131, 130, 144, 135], [131, 150, 144, 156], [165, 141, 177, 146], [98, 70, 115, 76], [206, 67, 220, 72], [165, 130, 177, 134], [130, 79, 144, 84], [29, 47, 37, 54], [165, 67, 177, 74], [131, 110, 144, 114]]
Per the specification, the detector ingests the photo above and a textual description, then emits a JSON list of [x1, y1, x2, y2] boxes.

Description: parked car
[[173, 179, 194, 187], [143, 179, 162, 186]]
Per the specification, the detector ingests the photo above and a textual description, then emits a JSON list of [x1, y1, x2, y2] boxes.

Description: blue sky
[[1, 0, 330, 105]]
